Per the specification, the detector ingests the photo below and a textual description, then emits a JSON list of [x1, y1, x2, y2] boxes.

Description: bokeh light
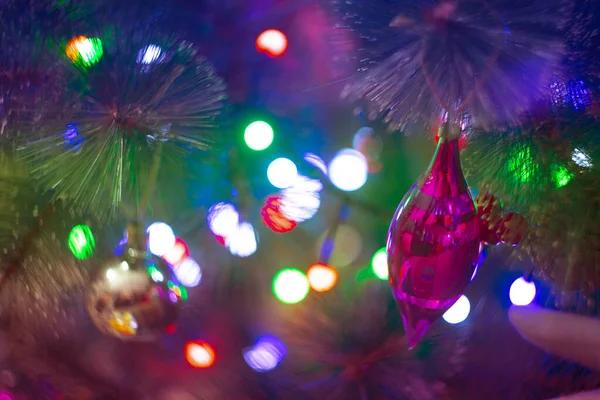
[[147, 222, 176, 257], [148, 265, 165, 283], [207, 203, 240, 238], [316, 224, 363, 267], [442, 295, 471, 324], [304, 153, 328, 175], [307, 263, 338, 292], [256, 29, 288, 57], [66, 36, 103, 67], [244, 121, 274, 151], [508, 145, 538, 184], [509, 277, 537, 306], [328, 149, 368, 192], [137, 44, 165, 65], [63, 123, 83, 151], [572, 148, 592, 168], [185, 341, 216, 369], [226, 222, 258, 258], [163, 238, 189, 266], [353, 127, 375, 150], [371, 248, 388, 280], [68, 224, 95, 260], [273, 268, 309, 304], [261, 195, 297, 234], [353, 127, 383, 161], [280, 176, 322, 223], [174, 258, 202, 288], [267, 158, 298, 189], [244, 335, 286, 372], [552, 165, 574, 188]]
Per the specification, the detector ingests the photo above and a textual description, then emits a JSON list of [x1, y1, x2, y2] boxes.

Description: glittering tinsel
[[333, 0, 569, 131]]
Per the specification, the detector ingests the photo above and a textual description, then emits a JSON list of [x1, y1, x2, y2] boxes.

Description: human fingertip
[[508, 304, 544, 328]]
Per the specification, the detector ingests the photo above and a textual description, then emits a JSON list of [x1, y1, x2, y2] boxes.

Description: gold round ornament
[[86, 246, 181, 341]]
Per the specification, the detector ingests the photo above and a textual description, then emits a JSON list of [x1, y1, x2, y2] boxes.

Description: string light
[[226, 222, 258, 258], [207, 203, 240, 238], [244, 121, 274, 151], [66, 36, 103, 67], [147, 222, 176, 257], [256, 29, 288, 57], [267, 158, 298, 189], [261, 195, 297, 234], [442, 295, 471, 324], [68, 224, 95, 260], [185, 341, 216, 368], [163, 238, 189, 266], [173, 258, 202, 288], [509, 277, 536, 306], [280, 176, 322, 223], [273, 269, 309, 304], [243, 335, 286, 372], [371, 248, 388, 280], [307, 263, 338, 292], [328, 149, 368, 192], [304, 153, 328, 175], [137, 44, 165, 65], [572, 148, 592, 168]]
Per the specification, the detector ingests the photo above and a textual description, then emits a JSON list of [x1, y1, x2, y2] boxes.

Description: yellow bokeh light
[[307, 263, 338, 293]]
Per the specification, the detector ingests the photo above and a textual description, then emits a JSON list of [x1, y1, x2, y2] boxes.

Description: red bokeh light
[[185, 341, 216, 369], [163, 238, 189, 265], [256, 29, 288, 57], [261, 195, 297, 233]]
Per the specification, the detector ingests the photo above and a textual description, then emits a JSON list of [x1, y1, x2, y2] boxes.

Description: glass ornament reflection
[[387, 123, 480, 348], [87, 246, 180, 341]]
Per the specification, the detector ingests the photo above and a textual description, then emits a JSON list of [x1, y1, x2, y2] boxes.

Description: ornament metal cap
[[438, 122, 461, 141]]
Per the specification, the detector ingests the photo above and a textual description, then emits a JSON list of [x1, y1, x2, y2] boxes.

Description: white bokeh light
[[267, 158, 298, 189], [244, 121, 274, 151], [137, 44, 165, 65], [243, 338, 286, 372], [280, 176, 322, 222], [147, 222, 176, 257], [572, 148, 592, 168], [174, 258, 202, 287], [207, 202, 240, 238], [304, 153, 328, 175], [509, 277, 536, 306], [328, 149, 368, 192], [227, 222, 258, 258], [442, 295, 471, 324]]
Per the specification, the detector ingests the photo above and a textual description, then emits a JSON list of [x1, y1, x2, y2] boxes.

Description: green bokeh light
[[371, 247, 388, 280], [244, 121, 274, 151], [273, 268, 309, 304], [79, 38, 103, 66], [68, 37, 103, 68], [508, 145, 538, 183], [552, 165, 574, 188], [68, 224, 95, 260]]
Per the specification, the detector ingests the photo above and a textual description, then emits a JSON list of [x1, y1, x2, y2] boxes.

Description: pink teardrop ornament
[[387, 123, 481, 349]]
